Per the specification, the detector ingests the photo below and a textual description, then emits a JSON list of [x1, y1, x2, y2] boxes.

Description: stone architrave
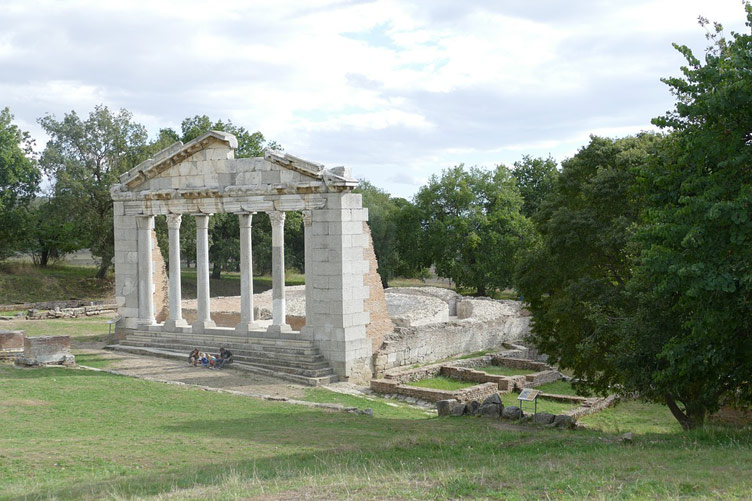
[[268, 210, 291, 333], [163, 214, 187, 329], [193, 213, 216, 332], [236, 212, 257, 333]]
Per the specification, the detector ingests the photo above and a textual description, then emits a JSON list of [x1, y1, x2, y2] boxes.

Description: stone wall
[[0, 330, 24, 359], [152, 228, 169, 323], [491, 356, 549, 371], [17, 335, 74, 366], [362, 223, 394, 353], [370, 379, 498, 403], [373, 313, 530, 376]]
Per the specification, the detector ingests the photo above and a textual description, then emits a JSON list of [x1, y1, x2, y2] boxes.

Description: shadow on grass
[[12, 413, 527, 500]]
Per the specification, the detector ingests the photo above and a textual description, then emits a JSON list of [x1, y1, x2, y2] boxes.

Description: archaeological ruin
[[110, 131, 530, 384]]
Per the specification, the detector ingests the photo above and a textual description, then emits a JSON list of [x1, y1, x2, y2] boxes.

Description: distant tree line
[[1, 6, 750, 428]]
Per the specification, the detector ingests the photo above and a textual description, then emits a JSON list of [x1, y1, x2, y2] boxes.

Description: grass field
[[1, 364, 751, 499], [406, 376, 478, 391], [478, 365, 538, 376], [0, 263, 115, 304]]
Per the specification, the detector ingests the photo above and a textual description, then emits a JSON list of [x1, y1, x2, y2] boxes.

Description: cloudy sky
[[2, 0, 749, 198]]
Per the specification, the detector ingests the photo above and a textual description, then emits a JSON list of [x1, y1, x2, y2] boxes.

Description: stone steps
[[122, 336, 321, 357], [114, 329, 338, 385]]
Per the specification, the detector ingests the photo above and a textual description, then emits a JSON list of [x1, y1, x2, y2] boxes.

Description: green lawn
[[478, 365, 537, 376], [580, 400, 683, 435], [1, 365, 751, 499], [0, 263, 114, 304], [500, 392, 579, 415], [0, 315, 115, 346], [406, 376, 478, 391]]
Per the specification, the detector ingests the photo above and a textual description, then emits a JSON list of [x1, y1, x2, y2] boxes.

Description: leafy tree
[[355, 180, 406, 287], [39, 105, 149, 278], [515, 133, 663, 400], [623, 8, 752, 429], [410, 165, 533, 296], [512, 155, 559, 218], [0, 107, 40, 260], [22, 195, 83, 266]]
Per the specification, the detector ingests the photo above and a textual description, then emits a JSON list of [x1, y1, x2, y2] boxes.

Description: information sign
[[518, 389, 540, 402]]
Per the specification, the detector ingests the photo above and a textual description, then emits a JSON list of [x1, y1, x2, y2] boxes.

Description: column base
[[267, 323, 292, 334], [163, 318, 188, 330], [235, 322, 261, 334], [137, 319, 156, 329], [192, 319, 217, 333]]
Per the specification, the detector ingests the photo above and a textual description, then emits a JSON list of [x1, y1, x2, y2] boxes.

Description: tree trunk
[[39, 249, 50, 267], [477, 285, 487, 297], [211, 261, 222, 280], [665, 393, 705, 430], [96, 259, 110, 279]]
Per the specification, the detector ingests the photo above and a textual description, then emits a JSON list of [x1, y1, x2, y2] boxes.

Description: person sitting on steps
[[188, 348, 200, 367], [214, 347, 233, 369]]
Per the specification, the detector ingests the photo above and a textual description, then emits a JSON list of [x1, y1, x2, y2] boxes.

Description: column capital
[[193, 213, 212, 229], [302, 210, 313, 227], [166, 213, 182, 229], [268, 210, 286, 225], [238, 212, 254, 228], [136, 215, 154, 230]]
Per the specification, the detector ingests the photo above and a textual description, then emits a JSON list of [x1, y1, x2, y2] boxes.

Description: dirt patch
[[0, 398, 51, 408]]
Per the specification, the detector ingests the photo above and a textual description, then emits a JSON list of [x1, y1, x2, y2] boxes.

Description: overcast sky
[[2, 0, 749, 198]]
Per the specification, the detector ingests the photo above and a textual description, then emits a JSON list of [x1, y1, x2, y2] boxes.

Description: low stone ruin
[[16, 335, 75, 367], [0, 330, 25, 359], [375, 287, 531, 375], [437, 395, 577, 429]]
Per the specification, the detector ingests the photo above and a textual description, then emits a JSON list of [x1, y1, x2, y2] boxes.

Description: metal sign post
[[518, 388, 540, 422]]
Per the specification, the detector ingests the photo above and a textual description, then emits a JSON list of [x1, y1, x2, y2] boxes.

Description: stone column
[[302, 210, 313, 323], [136, 215, 155, 327], [236, 212, 257, 333], [163, 214, 187, 330], [193, 213, 216, 332], [268, 210, 291, 333]]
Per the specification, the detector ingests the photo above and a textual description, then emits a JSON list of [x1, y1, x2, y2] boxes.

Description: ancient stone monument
[[16, 335, 75, 366], [110, 131, 374, 381]]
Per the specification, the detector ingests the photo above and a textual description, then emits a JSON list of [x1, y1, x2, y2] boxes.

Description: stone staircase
[[111, 329, 338, 386]]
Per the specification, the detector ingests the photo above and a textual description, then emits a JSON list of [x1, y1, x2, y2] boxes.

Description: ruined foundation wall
[[152, 228, 169, 323], [373, 311, 530, 376], [362, 223, 394, 353]]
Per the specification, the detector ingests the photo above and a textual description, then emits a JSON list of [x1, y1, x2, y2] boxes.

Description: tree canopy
[[0, 107, 40, 260], [408, 165, 534, 296]]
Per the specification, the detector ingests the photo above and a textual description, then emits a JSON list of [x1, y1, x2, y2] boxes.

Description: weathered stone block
[[533, 412, 556, 425], [552, 414, 576, 429], [17, 336, 74, 366], [0, 330, 25, 359], [502, 406, 523, 420]]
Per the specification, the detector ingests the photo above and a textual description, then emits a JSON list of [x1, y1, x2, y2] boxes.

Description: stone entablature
[[111, 130, 374, 382]]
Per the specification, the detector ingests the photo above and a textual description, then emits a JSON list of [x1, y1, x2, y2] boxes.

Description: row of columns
[[137, 210, 299, 334]]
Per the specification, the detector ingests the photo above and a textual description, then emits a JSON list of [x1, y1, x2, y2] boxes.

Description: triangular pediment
[[110, 131, 358, 201]]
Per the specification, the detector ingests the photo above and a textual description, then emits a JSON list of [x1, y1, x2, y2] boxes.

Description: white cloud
[[0, 0, 749, 198]]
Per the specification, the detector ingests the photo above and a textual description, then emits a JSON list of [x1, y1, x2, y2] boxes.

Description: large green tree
[[39, 106, 149, 278], [0, 107, 40, 260], [512, 154, 559, 218], [622, 8, 752, 429], [408, 165, 533, 296], [515, 133, 663, 397]]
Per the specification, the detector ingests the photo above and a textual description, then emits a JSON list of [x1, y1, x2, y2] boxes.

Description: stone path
[[76, 348, 311, 399]]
